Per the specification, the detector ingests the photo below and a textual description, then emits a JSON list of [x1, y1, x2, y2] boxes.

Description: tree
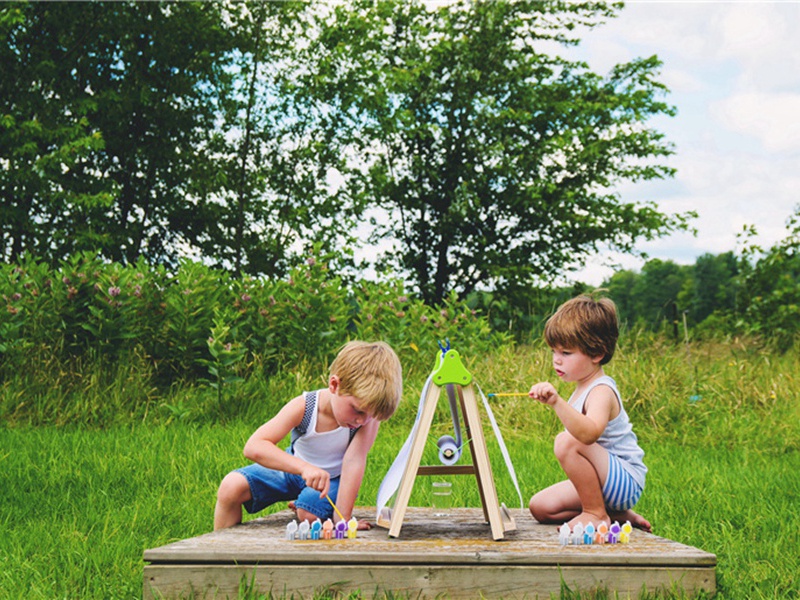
[[198, 1, 363, 278], [735, 208, 800, 349], [630, 258, 689, 329], [1, 2, 110, 262], [0, 2, 239, 266], [686, 252, 738, 324], [296, 0, 694, 304]]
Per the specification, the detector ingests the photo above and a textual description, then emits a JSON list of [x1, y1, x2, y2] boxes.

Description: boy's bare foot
[[610, 509, 652, 532], [567, 511, 609, 529]]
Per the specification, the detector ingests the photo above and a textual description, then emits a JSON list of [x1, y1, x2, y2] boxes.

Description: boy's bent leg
[[529, 480, 582, 524], [553, 431, 610, 527], [214, 472, 251, 530]]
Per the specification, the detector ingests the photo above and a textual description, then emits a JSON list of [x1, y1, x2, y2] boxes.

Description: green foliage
[[2, 0, 692, 304], [203, 312, 247, 409], [0, 248, 505, 425], [733, 208, 800, 350], [0, 2, 242, 266], [294, 0, 691, 303]]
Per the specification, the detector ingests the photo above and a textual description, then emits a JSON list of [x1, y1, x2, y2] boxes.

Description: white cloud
[[567, 1, 800, 287], [712, 92, 800, 153]]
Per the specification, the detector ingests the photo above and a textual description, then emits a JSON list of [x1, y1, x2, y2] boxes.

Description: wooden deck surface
[[144, 507, 716, 599]]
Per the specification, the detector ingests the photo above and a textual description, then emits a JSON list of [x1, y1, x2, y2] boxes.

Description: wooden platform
[[143, 507, 716, 599]]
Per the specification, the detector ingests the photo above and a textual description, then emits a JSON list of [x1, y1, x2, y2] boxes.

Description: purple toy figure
[[608, 521, 621, 544], [335, 520, 347, 540]]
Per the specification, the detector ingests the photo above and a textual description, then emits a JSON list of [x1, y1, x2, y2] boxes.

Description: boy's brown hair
[[544, 294, 619, 365], [330, 340, 403, 421]]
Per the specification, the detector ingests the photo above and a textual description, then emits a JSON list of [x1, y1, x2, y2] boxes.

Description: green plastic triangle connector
[[431, 349, 473, 386]]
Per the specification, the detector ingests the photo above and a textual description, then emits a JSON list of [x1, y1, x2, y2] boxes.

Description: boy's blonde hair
[[544, 295, 619, 365], [330, 340, 403, 421]]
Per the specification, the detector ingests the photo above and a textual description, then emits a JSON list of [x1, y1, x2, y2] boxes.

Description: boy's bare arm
[[530, 383, 615, 445], [335, 419, 380, 527], [243, 396, 333, 497]]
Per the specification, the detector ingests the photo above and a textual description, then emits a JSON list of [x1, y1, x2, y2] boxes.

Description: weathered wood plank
[[143, 508, 716, 598], [144, 564, 716, 600]]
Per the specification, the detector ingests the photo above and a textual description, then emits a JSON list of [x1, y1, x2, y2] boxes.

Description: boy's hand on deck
[[529, 382, 559, 406]]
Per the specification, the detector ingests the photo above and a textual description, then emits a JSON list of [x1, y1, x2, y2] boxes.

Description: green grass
[[1, 339, 799, 598]]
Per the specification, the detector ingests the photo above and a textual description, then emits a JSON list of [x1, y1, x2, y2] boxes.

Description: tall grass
[[1, 338, 799, 598]]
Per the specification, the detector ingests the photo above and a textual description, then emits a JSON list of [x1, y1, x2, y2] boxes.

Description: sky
[[564, 1, 800, 285]]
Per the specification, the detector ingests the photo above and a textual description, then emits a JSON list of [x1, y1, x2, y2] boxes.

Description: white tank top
[[569, 375, 647, 488], [292, 390, 351, 478]]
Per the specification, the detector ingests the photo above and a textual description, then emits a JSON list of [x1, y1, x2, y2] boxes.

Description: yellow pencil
[[325, 494, 345, 522], [487, 392, 529, 398]]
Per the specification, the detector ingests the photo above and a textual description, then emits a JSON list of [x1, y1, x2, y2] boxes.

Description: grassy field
[[1, 338, 799, 598]]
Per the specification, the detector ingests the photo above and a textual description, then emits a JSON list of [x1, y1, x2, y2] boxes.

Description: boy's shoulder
[[294, 390, 319, 435]]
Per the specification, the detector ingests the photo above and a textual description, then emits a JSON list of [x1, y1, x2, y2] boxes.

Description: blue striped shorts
[[602, 453, 643, 511]]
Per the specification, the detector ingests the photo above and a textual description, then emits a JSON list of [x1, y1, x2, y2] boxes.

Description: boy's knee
[[529, 493, 556, 524], [553, 431, 578, 460], [218, 472, 250, 505], [296, 507, 319, 524]]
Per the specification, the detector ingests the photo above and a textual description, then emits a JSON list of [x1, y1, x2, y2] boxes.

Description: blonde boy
[[214, 341, 402, 530]]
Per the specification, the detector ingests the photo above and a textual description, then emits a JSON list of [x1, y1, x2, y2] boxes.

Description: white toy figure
[[558, 523, 571, 545]]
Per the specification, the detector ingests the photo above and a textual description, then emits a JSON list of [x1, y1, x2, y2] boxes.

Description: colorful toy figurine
[[583, 522, 595, 545], [310, 519, 322, 540], [285, 520, 298, 540], [557, 521, 633, 546], [347, 517, 358, 539], [620, 520, 633, 544], [596, 522, 608, 545], [335, 520, 347, 540], [558, 523, 571, 545], [322, 519, 334, 540], [608, 521, 621, 544], [571, 522, 584, 545], [297, 520, 310, 540]]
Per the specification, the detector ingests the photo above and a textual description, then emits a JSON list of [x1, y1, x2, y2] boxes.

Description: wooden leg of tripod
[[387, 384, 442, 538], [460, 385, 506, 540]]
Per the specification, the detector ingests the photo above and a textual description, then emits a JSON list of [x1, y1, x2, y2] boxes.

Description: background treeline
[[2, 0, 693, 306], [2, 209, 799, 426], [476, 209, 800, 349], [3, 0, 799, 425]]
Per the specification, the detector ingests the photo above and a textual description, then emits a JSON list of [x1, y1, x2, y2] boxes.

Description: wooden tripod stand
[[376, 348, 516, 540]]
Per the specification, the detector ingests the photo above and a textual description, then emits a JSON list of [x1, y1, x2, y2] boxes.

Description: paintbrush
[[324, 494, 346, 522]]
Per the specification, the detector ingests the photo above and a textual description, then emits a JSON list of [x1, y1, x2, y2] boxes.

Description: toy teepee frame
[[376, 347, 516, 540]]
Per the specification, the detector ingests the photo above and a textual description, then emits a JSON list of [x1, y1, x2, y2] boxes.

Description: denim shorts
[[602, 453, 643, 512], [235, 462, 341, 519]]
